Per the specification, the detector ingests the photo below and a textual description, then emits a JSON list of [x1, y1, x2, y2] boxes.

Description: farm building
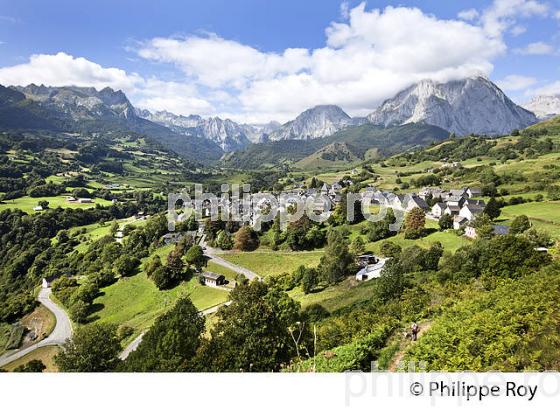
[[202, 271, 226, 287]]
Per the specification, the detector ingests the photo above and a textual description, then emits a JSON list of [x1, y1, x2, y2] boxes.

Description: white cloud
[[510, 25, 527, 36], [528, 80, 560, 96], [135, 4, 505, 122], [479, 0, 549, 37], [514, 41, 556, 55], [132, 79, 215, 116], [458, 8, 479, 21], [137, 34, 311, 89], [497, 74, 537, 90], [0, 52, 143, 92]]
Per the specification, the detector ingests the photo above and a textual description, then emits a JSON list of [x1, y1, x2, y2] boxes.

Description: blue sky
[[1, 0, 560, 122]]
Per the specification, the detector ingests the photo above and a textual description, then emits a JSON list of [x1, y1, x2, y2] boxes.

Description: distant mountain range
[[136, 109, 281, 152], [0, 84, 224, 162], [523, 95, 560, 120], [0, 76, 552, 166], [368, 76, 537, 135]]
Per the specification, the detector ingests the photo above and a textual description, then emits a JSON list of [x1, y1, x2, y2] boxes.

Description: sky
[[1, 0, 560, 123]]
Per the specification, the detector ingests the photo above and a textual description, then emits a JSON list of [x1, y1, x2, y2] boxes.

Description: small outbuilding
[[202, 271, 226, 287]]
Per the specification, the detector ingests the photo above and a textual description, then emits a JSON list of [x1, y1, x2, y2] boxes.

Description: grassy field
[[289, 276, 378, 312], [0, 195, 113, 213], [219, 250, 324, 277], [91, 260, 229, 335], [206, 260, 239, 283], [0, 346, 60, 372], [500, 201, 560, 238]]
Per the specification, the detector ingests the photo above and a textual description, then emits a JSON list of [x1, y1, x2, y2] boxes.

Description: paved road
[[201, 235, 262, 281], [119, 301, 232, 360], [0, 288, 73, 367]]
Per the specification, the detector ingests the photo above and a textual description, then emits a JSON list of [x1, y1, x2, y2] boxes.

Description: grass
[[0, 195, 113, 213], [219, 250, 324, 277], [499, 201, 560, 238], [206, 260, 239, 283], [91, 246, 230, 335], [0, 322, 11, 355], [20, 305, 56, 343], [0, 346, 60, 372], [289, 276, 378, 312]]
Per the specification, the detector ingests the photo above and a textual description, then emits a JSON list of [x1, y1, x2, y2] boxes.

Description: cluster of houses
[[66, 196, 94, 204], [364, 185, 511, 238]]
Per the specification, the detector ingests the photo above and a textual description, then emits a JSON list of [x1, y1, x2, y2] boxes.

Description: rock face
[[367, 76, 537, 135], [136, 109, 278, 151], [268, 105, 358, 141], [15, 84, 137, 120], [523, 95, 560, 119]]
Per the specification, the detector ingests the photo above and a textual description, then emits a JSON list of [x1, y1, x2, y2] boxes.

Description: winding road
[[0, 287, 73, 367], [201, 235, 262, 281]]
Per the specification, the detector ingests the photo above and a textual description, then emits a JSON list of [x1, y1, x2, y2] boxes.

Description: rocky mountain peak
[[368, 76, 537, 135]]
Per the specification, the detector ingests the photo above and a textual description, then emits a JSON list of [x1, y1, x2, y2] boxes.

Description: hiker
[[411, 322, 419, 341]]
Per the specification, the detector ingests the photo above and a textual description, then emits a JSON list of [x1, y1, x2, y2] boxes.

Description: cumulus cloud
[[514, 41, 556, 55], [0, 52, 143, 92], [479, 0, 549, 37], [134, 3, 505, 122], [458, 8, 480, 21], [137, 35, 311, 89], [497, 74, 537, 90]]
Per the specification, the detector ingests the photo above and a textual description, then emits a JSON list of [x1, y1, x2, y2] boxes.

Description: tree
[[145, 255, 162, 278], [69, 300, 90, 324], [55, 323, 121, 372], [510, 215, 531, 234], [472, 213, 494, 240], [349, 236, 366, 257], [404, 208, 426, 239], [377, 259, 406, 302], [234, 226, 260, 251], [380, 241, 402, 258], [113, 255, 140, 277], [166, 248, 186, 279], [215, 230, 234, 250], [13, 359, 46, 372], [121, 297, 205, 372], [151, 266, 174, 290], [301, 267, 319, 294], [75, 282, 99, 304], [196, 281, 304, 372], [185, 245, 205, 271], [438, 213, 453, 231], [38, 200, 49, 209], [483, 197, 501, 220], [319, 229, 355, 284]]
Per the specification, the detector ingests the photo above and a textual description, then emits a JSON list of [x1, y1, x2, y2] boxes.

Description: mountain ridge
[[367, 76, 537, 135]]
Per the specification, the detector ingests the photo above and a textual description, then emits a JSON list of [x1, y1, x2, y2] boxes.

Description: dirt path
[[387, 321, 432, 372]]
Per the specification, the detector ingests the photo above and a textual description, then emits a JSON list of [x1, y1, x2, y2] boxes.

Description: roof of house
[[462, 204, 484, 214], [446, 195, 465, 203], [202, 271, 225, 280], [453, 215, 468, 225], [446, 205, 461, 212], [493, 225, 510, 235], [406, 195, 429, 209], [432, 202, 446, 209]]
